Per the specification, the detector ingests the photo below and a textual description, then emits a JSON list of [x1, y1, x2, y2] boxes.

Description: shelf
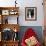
[[0, 7, 19, 9], [0, 24, 20, 32], [2, 40, 19, 43], [1, 15, 18, 24], [0, 7, 19, 16], [1, 40, 19, 46]]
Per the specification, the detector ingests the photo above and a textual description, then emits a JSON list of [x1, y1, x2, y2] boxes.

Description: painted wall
[[18, 0, 44, 26], [0, 0, 44, 26], [0, 1, 44, 45]]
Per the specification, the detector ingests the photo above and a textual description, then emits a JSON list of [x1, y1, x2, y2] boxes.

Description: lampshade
[[13, 28, 17, 32]]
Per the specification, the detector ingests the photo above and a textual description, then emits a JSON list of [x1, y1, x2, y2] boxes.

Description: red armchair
[[21, 28, 41, 46]]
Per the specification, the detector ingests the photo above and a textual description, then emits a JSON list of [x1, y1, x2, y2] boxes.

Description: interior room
[[0, 0, 46, 46]]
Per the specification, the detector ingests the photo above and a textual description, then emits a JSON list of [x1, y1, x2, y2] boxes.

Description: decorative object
[[14, 28, 17, 32], [25, 7, 37, 21], [2, 16, 8, 24], [5, 18, 8, 24], [13, 32, 18, 41], [2, 28, 13, 41], [9, 10, 18, 15], [2, 10, 9, 15]]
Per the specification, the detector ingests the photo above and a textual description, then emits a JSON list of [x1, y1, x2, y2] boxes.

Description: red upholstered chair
[[21, 28, 41, 46]]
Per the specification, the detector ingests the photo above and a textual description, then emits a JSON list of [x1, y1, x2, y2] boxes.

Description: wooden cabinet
[[0, 7, 19, 46], [0, 7, 19, 24], [2, 41, 19, 46], [0, 41, 19, 46]]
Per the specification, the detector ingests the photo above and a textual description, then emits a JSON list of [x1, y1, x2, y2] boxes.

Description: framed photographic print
[[2, 10, 9, 15], [25, 7, 37, 21]]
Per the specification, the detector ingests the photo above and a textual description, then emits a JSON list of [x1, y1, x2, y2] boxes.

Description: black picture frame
[[25, 7, 37, 21]]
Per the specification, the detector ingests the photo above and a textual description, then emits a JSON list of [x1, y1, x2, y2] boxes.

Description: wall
[[18, 0, 44, 26], [0, 0, 44, 26], [0, 0, 44, 45]]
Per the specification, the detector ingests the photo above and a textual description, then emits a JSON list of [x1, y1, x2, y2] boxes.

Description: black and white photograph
[[25, 7, 37, 21]]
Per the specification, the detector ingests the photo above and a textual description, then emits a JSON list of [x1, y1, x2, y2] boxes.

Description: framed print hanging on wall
[[25, 7, 37, 21]]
